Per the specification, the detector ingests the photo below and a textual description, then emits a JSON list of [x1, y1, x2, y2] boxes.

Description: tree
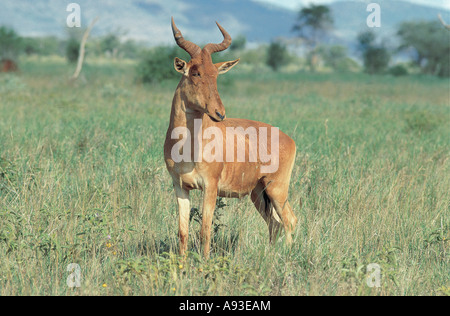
[[0, 26, 22, 60], [137, 46, 189, 83], [65, 25, 85, 64], [121, 39, 142, 59], [70, 17, 99, 81], [357, 31, 390, 74], [357, 31, 376, 52], [100, 34, 121, 58], [293, 4, 333, 72], [397, 21, 450, 77], [389, 64, 408, 77], [66, 37, 80, 63], [363, 47, 390, 75], [438, 14, 450, 30], [319, 45, 354, 72], [230, 35, 247, 52], [266, 41, 290, 71]]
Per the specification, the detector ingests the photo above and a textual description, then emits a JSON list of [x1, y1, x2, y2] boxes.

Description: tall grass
[[0, 59, 448, 295]]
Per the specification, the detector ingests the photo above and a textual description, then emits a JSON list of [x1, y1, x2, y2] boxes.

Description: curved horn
[[171, 17, 201, 58], [203, 22, 232, 55]]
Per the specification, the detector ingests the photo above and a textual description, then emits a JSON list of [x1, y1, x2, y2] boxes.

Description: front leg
[[174, 184, 190, 257], [200, 182, 219, 258]]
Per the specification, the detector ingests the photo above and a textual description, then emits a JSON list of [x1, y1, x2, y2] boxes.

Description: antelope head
[[171, 18, 240, 122]]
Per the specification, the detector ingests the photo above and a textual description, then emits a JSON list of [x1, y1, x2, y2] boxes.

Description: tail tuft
[[263, 191, 272, 218]]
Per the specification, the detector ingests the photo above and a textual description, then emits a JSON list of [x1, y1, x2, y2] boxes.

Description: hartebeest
[[164, 18, 297, 258], [1, 59, 18, 73]]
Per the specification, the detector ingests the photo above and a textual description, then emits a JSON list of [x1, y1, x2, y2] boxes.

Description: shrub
[[0, 26, 22, 60], [136, 46, 188, 84], [66, 37, 80, 63], [404, 109, 443, 133], [357, 30, 391, 75], [319, 45, 359, 72], [389, 64, 408, 77], [0, 75, 26, 93], [363, 46, 390, 75], [398, 21, 450, 78], [266, 41, 290, 71], [230, 35, 247, 52]]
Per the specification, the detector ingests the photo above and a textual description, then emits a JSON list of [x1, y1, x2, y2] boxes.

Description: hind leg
[[272, 199, 297, 245], [262, 180, 297, 245], [250, 182, 283, 243]]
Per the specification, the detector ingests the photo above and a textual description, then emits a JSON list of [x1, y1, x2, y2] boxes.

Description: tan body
[[1, 59, 18, 73], [164, 19, 297, 257]]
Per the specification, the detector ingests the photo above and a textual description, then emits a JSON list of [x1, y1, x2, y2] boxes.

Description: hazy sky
[[255, 0, 450, 11]]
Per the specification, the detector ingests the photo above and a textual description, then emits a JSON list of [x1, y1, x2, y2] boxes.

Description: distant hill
[[329, 0, 450, 47], [0, 0, 295, 44], [0, 0, 448, 48]]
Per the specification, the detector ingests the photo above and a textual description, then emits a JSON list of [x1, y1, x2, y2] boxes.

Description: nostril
[[216, 111, 225, 120]]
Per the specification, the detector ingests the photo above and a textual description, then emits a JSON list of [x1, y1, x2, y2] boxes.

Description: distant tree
[[0, 26, 22, 60], [357, 30, 390, 74], [230, 35, 247, 52], [137, 46, 189, 83], [389, 64, 408, 77], [319, 45, 352, 72], [70, 17, 99, 81], [266, 41, 290, 71], [41, 37, 63, 56], [397, 21, 450, 77], [121, 39, 142, 59], [66, 37, 80, 63], [19, 36, 59, 56], [363, 47, 390, 74], [357, 31, 376, 52], [100, 34, 121, 58], [64, 25, 87, 64], [438, 13, 450, 30], [22, 37, 39, 56], [293, 4, 333, 72]]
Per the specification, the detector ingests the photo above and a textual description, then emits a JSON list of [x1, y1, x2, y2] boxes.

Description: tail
[[263, 191, 272, 218]]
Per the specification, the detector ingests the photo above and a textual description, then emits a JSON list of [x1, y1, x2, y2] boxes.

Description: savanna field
[[0, 57, 449, 296]]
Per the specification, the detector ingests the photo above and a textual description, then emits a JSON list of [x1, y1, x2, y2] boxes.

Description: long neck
[[165, 81, 218, 163], [169, 85, 187, 130], [168, 81, 215, 133]]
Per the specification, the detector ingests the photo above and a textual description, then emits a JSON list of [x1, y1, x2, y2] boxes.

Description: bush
[[389, 64, 408, 77], [0, 75, 26, 94], [230, 35, 247, 52], [121, 40, 142, 59], [22, 37, 60, 56], [266, 41, 290, 71], [404, 109, 443, 133], [357, 30, 391, 75], [136, 46, 188, 84], [363, 47, 390, 75], [0, 26, 22, 60], [398, 21, 450, 78], [100, 34, 121, 58], [66, 37, 80, 63], [319, 45, 359, 72]]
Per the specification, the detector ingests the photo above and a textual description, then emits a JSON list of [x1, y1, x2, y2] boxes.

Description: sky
[[255, 0, 450, 11]]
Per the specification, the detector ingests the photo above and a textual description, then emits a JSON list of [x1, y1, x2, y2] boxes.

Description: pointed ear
[[174, 57, 188, 74], [215, 58, 240, 75]]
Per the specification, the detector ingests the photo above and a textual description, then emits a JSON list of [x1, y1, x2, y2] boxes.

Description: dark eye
[[192, 72, 201, 77]]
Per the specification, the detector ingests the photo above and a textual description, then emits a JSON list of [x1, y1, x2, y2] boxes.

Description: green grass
[[0, 58, 449, 296]]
